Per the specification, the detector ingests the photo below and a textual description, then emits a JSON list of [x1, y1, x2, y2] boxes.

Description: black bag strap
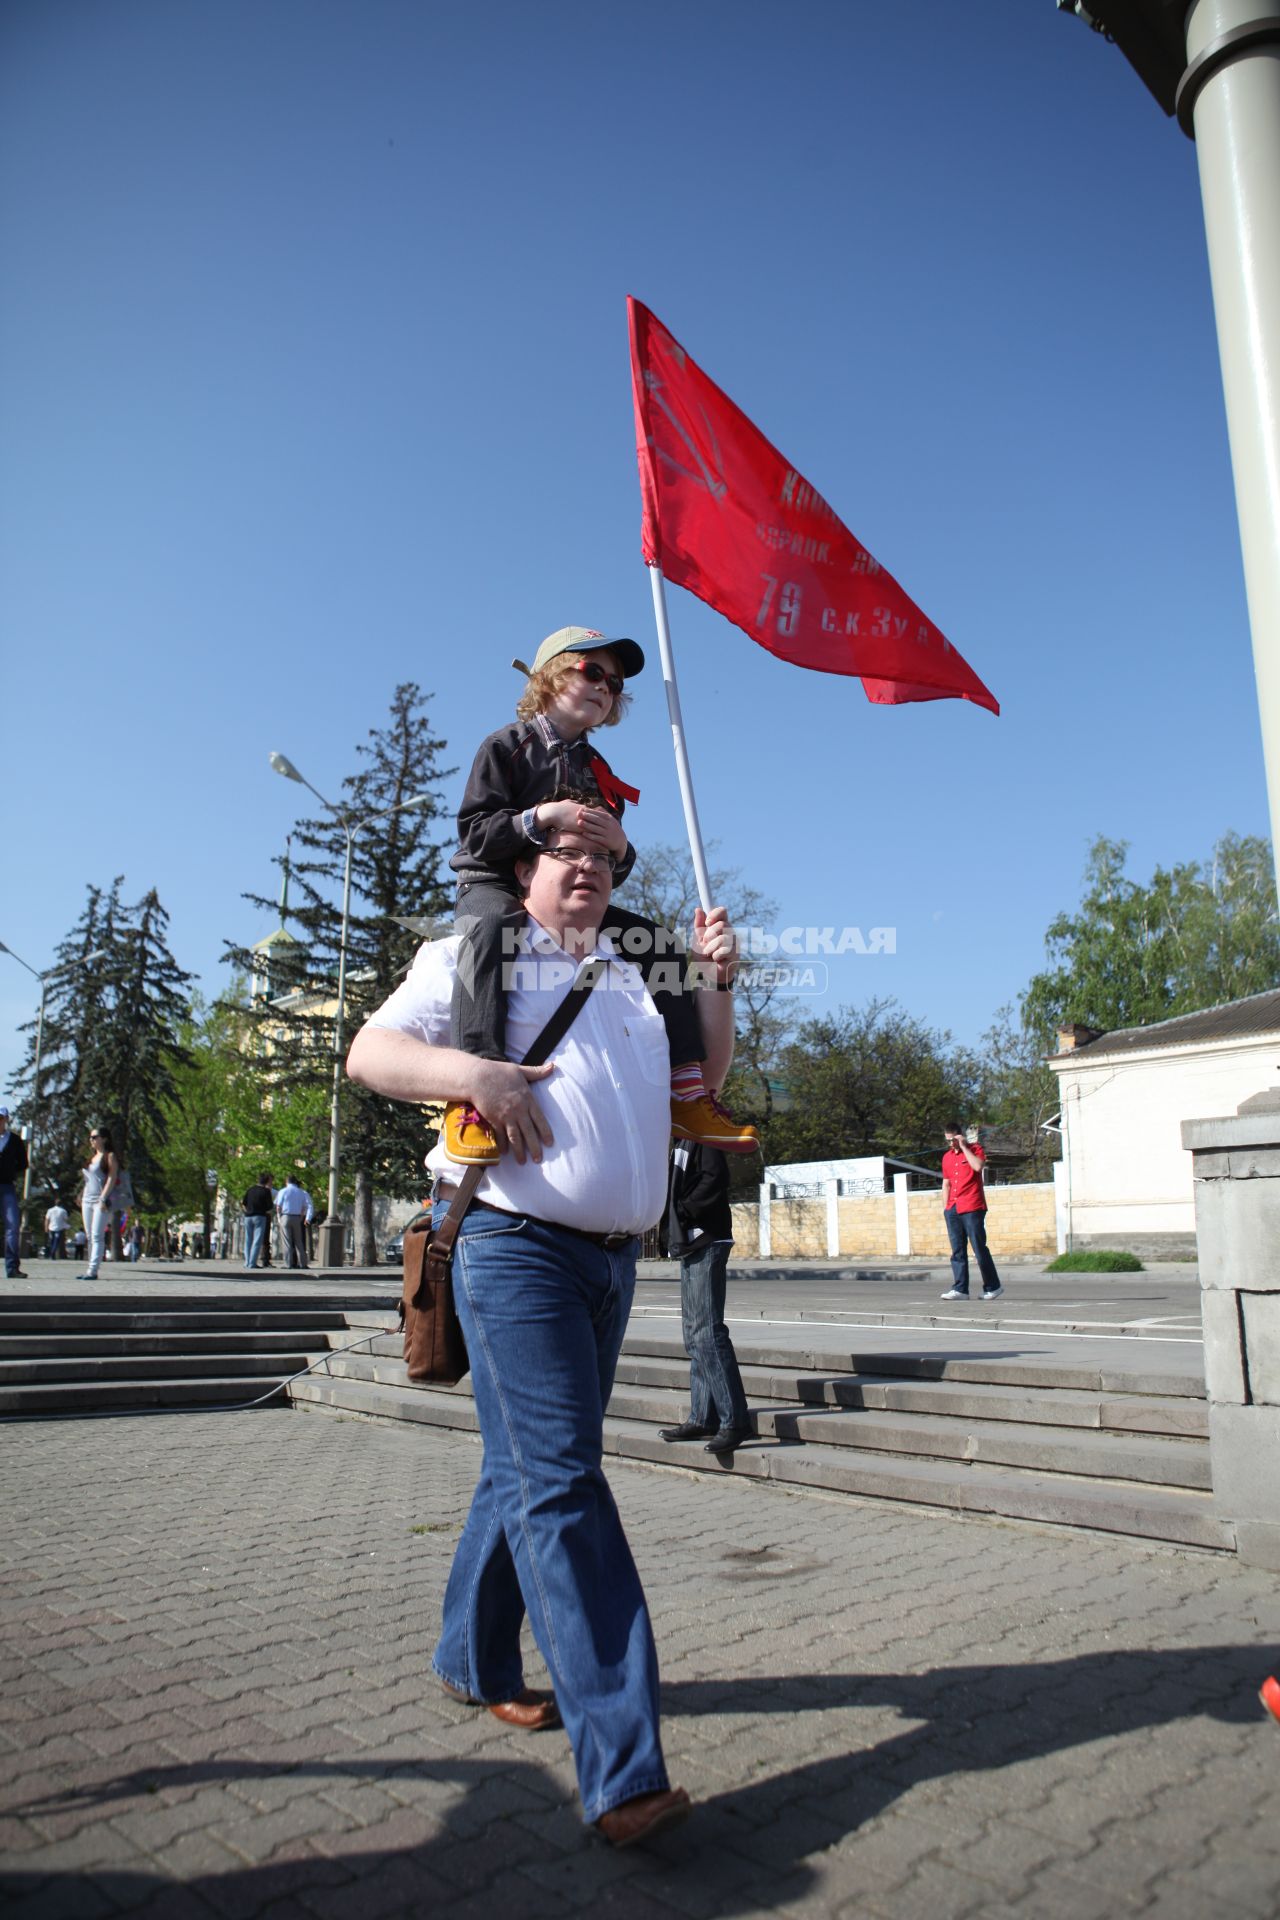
[[519, 955, 608, 1067], [427, 955, 610, 1264]]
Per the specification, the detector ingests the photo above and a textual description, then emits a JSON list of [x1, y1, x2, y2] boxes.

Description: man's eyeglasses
[[540, 846, 617, 873], [572, 659, 625, 697]]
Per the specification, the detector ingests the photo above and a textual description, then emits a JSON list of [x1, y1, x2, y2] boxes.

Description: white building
[[1047, 990, 1280, 1256]]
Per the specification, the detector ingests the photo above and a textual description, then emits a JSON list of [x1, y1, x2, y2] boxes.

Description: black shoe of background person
[[658, 1421, 713, 1443], [8, 1270, 28, 1280], [704, 1425, 751, 1456]]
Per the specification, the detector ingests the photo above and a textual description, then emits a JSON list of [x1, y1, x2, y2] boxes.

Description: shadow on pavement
[[4, 1644, 1275, 1916]]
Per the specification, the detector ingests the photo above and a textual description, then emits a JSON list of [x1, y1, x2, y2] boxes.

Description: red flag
[[628, 298, 999, 716]]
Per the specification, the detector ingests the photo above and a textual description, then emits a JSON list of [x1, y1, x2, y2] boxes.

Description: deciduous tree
[[1023, 832, 1280, 1042]]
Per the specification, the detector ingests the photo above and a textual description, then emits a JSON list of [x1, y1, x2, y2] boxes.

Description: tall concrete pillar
[[1183, 1090, 1280, 1568], [1183, 2, 1280, 869]]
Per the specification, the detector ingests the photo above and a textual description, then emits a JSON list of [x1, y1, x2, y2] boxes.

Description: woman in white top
[[81, 1126, 119, 1280]]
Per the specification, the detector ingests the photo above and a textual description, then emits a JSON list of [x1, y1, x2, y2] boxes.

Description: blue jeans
[[431, 1207, 669, 1824], [1, 1184, 20, 1277], [681, 1240, 748, 1432], [243, 1215, 268, 1270], [945, 1206, 1001, 1295]]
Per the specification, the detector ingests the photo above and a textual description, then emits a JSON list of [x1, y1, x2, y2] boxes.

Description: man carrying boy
[[349, 819, 742, 1844]]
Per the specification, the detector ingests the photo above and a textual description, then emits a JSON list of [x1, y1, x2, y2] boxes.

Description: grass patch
[[1045, 1249, 1143, 1273]]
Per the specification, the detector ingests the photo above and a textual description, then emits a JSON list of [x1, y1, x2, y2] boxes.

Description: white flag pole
[[647, 562, 713, 912]]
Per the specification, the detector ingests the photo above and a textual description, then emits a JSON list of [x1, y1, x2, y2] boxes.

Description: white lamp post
[[0, 941, 111, 1246], [269, 753, 433, 1266], [1057, 1, 1280, 884]]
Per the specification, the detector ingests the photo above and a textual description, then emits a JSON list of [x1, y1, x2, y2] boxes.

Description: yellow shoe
[[671, 1093, 760, 1155], [443, 1101, 501, 1165]]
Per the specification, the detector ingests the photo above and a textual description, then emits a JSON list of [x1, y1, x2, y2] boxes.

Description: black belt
[[437, 1190, 635, 1252]]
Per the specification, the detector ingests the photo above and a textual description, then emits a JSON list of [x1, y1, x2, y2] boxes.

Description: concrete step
[[607, 1420, 1233, 1554], [622, 1330, 1205, 1401], [0, 1352, 316, 1386], [288, 1374, 1230, 1553], [291, 1373, 479, 1430], [0, 1311, 354, 1336], [0, 1331, 334, 1359], [314, 1353, 1210, 1491], [350, 1333, 1208, 1439], [0, 1375, 295, 1415], [0, 1291, 390, 1313], [608, 1383, 1209, 1490], [611, 1354, 1209, 1439]]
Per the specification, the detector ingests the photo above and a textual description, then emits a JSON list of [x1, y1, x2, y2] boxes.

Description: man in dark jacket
[[241, 1173, 274, 1273], [658, 1140, 751, 1456], [0, 1106, 29, 1279]]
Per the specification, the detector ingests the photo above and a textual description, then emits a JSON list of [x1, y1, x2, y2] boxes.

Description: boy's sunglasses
[[572, 659, 625, 697]]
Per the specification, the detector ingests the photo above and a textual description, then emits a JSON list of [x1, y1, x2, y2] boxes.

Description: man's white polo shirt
[[364, 918, 672, 1236]]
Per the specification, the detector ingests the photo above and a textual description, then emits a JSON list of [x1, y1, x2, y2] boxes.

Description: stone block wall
[[765, 1198, 828, 1258], [735, 1183, 1057, 1259], [836, 1194, 898, 1258], [730, 1202, 760, 1247]]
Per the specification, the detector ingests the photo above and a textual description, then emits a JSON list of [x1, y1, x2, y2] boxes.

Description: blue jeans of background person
[[243, 1214, 268, 1271], [1, 1184, 20, 1278], [48, 1230, 66, 1259], [431, 1207, 669, 1825], [681, 1239, 749, 1433], [945, 1206, 1001, 1295]]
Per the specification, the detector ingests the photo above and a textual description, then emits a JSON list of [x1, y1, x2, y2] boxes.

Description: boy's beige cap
[[511, 626, 645, 679]]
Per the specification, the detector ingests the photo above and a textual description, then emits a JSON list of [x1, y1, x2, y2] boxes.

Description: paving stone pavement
[[2, 1409, 1279, 1920]]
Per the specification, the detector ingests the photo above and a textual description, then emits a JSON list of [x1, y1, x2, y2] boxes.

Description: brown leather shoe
[[595, 1787, 691, 1848], [440, 1680, 561, 1731], [487, 1689, 561, 1731]]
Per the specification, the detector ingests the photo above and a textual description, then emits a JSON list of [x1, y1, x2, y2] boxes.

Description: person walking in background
[[275, 1174, 313, 1269], [72, 1223, 87, 1265], [80, 1127, 119, 1281], [0, 1106, 29, 1279], [241, 1173, 273, 1272], [940, 1123, 1004, 1302], [45, 1198, 69, 1260], [658, 1141, 751, 1456]]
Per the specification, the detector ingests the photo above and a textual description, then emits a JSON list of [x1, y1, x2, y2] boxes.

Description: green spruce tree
[[13, 880, 193, 1215], [226, 684, 452, 1262]]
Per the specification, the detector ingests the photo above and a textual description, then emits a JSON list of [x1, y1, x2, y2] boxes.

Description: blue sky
[[0, 0, 1259, 1096]]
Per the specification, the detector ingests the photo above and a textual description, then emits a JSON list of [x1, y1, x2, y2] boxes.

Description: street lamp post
[[0, 941, 110, 1247], [268, 753, 433, 1267]]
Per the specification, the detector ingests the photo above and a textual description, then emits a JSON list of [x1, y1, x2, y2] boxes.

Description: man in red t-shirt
[[940, 1124, 1004, 1301]]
